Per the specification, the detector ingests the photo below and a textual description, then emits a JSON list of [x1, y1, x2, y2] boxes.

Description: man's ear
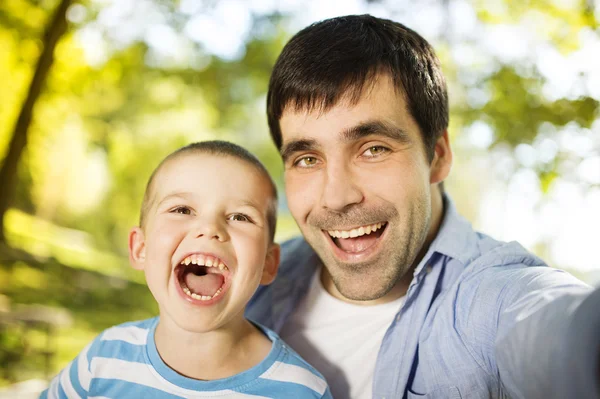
[[129, 227, 146, 271], [430, 130, 453, 185], [260, 243, 280, 285]]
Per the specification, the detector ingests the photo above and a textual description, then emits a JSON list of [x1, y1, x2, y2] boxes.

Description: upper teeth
[[180, 254, 228, 271], [327, 222, 384, 239]]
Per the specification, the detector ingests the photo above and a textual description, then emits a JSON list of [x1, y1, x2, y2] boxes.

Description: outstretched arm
[[495, 272, 600, 399]]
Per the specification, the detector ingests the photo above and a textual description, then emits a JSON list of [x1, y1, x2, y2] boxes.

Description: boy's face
[[128, 153, 279, 333]]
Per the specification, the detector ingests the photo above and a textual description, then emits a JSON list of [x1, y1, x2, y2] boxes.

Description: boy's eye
[[228, 213, 250, 222], [171, 206, 192, 215]]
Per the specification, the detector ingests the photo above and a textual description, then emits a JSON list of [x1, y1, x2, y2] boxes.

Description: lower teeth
[[182, 284, 223, 301]]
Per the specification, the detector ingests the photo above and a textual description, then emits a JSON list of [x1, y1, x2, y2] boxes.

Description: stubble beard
[[304, 202, 431, 301]]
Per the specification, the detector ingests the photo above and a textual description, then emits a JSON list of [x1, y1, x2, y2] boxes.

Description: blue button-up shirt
[[246, 197, 600, 398]]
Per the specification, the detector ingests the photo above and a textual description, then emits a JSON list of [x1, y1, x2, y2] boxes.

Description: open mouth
[[175, 254, 230, 302], [326, 222, 387, 253]]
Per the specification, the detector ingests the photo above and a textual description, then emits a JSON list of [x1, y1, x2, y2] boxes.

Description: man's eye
[[294, 156, 319, 167], [171, 206, 191, 215], [228, 213, 250, 222], [363, 146, 389, 157]]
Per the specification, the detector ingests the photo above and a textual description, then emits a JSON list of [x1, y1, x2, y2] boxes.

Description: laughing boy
[[41, 141, 332, 399]]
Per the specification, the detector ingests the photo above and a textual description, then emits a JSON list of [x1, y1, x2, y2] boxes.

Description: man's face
[[280, 74, 449, 302], [129, 154, 279, 333]]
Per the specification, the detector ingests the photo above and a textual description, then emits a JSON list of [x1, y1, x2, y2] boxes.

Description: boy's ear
[[260, 243, 280, 285], [129, 227, 146, 271]]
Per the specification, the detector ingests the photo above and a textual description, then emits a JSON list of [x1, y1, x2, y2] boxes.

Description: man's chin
[[321, 258, 401, 302], [336, 283, 392, 301]]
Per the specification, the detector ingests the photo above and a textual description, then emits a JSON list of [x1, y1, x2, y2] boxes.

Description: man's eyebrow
[[342, 120, 412, 144], [280, 139, 319, 163]]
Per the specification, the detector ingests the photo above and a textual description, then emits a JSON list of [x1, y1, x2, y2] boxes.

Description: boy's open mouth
[[326, 222, 387, 253], [175, 254, 229, 301]]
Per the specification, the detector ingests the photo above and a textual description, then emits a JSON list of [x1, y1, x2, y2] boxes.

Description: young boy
[[41, 141, 332, 399]]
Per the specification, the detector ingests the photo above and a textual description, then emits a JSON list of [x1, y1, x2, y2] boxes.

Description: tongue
[[336, 233, 380, 252], [184, 272, 224, 297]]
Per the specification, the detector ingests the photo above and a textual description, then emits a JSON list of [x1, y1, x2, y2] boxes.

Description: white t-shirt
[[279, 268, 405, 399]]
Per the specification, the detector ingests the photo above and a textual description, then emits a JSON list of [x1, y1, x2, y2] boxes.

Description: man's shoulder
[[447, 234, 590, 320], [278, 236, 319, 275], [453, 234, 563, 293], [436, 209, 588, 306], [431, 196, 549, 275], [279, 235, 315, 257]]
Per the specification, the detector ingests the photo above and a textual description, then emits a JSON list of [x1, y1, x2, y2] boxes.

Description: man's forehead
[[281, 100, 413, 148], [281, 74, 406, 126]]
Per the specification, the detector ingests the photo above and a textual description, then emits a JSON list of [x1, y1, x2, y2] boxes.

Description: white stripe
[[59, 362, 81, 399], [91, 357, 270, 398], [49, 374, 60, 399], [77, 342, 92, 391], [101, 325, 148, 345], [260, 361, 328, 395], [89, 397, 111, 399]]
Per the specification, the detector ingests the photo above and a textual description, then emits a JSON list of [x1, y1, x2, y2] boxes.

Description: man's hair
[[140, 140, 278, 242], [267, 14, 448, 161]]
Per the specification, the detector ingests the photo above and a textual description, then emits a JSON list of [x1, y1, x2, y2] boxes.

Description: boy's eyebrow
[[237, 201, 267, 218], [280, 120, 411, 162], [156, 192, 192, 207]]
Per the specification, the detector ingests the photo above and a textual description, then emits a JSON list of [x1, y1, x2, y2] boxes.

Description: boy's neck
[[154, 316, 272, 381]]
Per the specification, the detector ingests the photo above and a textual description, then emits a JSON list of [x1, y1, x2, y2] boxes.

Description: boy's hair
[[140, 141, 278, 242], [267, 14, 448, 162]]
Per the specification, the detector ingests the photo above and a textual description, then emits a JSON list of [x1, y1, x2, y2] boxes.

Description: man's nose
[[193, 217, 229, 242], [320, 163, 364, 212]]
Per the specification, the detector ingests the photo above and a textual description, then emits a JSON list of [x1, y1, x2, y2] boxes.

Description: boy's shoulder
[[255, 323, 331, 398], [86, 317, 157, 360], [99, 317, 157, 341]]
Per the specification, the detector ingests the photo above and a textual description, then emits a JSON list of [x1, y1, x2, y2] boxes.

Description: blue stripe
[[57, 382, 68, 399], [68, 357, 87, 397], [93, 339, 147, 364], [246, 378, 324, 398]]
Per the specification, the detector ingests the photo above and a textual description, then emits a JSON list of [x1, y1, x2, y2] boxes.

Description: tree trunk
[[0, 0, 72, 243]]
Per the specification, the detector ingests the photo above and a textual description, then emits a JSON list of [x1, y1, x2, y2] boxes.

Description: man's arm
[[494, 272, 600, 399], [562, 286, 600, 398]]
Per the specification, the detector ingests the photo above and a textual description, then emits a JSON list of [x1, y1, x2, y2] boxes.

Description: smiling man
[[246, 14, 600, 399]]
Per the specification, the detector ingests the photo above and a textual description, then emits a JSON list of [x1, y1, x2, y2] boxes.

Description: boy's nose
[[193, 219, 229, 242]]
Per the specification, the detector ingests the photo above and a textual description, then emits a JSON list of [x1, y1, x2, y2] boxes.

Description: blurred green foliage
[[0, 0, 598, 387]]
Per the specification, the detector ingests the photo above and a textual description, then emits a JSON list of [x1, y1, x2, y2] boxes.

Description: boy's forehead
[[150, 152, 273, 206]]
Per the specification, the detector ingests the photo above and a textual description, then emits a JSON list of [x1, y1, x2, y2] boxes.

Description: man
[[247, 14, 600, 399]]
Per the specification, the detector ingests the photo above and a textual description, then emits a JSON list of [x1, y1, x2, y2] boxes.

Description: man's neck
[[154, 316, 272, 380]]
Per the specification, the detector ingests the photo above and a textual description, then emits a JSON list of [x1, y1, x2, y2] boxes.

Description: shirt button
[[426, 265, 433, 274]]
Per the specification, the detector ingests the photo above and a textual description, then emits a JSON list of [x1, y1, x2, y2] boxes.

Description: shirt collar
[[413, 194, 480, 276]]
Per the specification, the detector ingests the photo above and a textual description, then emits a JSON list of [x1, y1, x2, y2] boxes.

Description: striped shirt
[[40, 317, 332, 399]]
